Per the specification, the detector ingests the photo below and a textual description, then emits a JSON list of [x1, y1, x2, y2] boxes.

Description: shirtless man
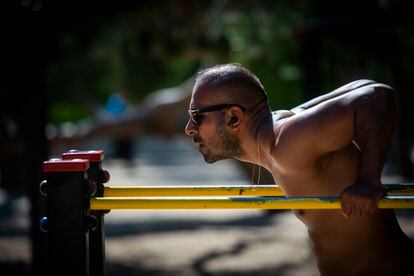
[[184, 63, 414, 275]]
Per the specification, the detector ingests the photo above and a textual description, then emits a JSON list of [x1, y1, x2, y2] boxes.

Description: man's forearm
[[354, 85, 396, 185]]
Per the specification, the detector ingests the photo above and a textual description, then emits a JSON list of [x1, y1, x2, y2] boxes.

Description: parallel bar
[[103, 185, 285, 197], [90, 196, 414, 210], [103, 184, 414, 197]]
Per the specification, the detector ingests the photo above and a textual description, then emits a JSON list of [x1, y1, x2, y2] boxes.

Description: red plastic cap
[[62, 150, 105, 162], [43, 159, 89, 172]]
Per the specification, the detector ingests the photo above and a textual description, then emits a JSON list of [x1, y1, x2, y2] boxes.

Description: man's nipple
[[295, 209, 306, 218]]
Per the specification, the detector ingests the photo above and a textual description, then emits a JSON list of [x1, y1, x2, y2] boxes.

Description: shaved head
[[186, 63, 272, 163], [194, 63, 268, 107]]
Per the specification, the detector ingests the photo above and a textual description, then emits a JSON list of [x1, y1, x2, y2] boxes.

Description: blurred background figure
[[103, 88, 134, 162]]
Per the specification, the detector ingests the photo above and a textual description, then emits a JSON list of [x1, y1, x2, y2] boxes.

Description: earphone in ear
[[229, 117, 237, 125]]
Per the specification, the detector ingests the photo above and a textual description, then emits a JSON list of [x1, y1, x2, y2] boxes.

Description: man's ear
[[229, 117, 237, 125], [226, 106, 243, 129]]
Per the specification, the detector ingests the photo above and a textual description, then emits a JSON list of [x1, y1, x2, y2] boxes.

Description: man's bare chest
[[270, 143, 360, 228], [272, 143, 360, 197]]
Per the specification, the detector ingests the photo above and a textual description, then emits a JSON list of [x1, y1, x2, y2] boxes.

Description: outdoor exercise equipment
[[40, 150, 414, 276]]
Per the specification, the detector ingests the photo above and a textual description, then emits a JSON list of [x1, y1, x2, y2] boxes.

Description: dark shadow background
[[1, 0, 414, 275]]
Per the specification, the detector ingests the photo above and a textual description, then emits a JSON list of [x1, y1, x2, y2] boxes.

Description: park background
[[1, 1, 414, 275]]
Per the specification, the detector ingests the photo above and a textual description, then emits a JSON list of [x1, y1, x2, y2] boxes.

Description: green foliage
[[50, 102, 91, 123], [48, 1, 412, 122]]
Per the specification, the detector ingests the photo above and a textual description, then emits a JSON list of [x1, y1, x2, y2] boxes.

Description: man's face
[[185, 88, 243, 163]]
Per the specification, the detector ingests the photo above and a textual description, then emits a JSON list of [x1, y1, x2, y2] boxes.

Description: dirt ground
[[1, 198, 413, 276], [1, 137, 413, 276]]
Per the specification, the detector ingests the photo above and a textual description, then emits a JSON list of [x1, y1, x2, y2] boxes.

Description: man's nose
[[185, 119, 198, 136]]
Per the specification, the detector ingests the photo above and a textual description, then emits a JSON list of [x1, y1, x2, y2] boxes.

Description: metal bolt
[[40, 216, 48, 232], [39, 180, 47, 196], [85, 179, 97, 196], [99, 169, 110, 183]]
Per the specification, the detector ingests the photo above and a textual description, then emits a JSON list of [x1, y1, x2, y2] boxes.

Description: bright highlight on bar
[[103, 184, 414, 197], [103, 185, 285, 197], [90, 196, 414, 210]]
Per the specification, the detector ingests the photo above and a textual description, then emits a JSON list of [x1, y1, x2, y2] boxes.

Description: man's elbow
[[355, 83, 396, 116], [371, 85, 396, 125], [373, 84, 395, 107], [374, 83, 394, 94]]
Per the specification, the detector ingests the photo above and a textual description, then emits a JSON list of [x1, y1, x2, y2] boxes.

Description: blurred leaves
[[47, 0, 414, 123], [47, 1, 309, 123]]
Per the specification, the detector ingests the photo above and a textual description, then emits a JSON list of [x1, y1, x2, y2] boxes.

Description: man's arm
[[282, 83, 395, 216], [340, 84, 395, 217]]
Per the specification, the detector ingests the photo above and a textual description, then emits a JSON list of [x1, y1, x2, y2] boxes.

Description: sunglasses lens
[[192, 113, 202, 125]]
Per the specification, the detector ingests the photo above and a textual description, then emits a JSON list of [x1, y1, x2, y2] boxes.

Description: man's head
[[185, 63, 269, 163]]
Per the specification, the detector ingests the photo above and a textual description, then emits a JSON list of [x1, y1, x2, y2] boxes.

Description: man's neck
[[241, 109, 295, 172], [236, 112, 273, 168]]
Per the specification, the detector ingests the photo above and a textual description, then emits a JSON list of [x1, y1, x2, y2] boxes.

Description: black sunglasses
[[188, 104, 246, 126]]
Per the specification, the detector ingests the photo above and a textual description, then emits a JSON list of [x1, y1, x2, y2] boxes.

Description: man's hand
[[340, 181, 385, 217]]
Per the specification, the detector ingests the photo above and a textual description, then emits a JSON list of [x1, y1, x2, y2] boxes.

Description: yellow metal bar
[[104, 185, 285, 197], [90, 196, 414, 210], [103, 184, 414, 197]]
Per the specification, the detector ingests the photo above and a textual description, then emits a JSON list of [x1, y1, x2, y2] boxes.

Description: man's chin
[[203, 154, 217, 164], [202, 154, 229, 164], [205, 160, 216, 164]]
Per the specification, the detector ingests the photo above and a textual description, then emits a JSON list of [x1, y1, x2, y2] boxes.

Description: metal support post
[[42, 159, 90, 276], [62, 150, 109, 276]]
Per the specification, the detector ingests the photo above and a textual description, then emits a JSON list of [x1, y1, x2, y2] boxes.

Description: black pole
[[42, 159, 90, 276], [62, 150, 109, 276], [4, 3, 48, 274]]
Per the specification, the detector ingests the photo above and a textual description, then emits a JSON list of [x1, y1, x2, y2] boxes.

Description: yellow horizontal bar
[[103, 185, 285, 197], [90, 196, 414, 210], [103, 184, 414, 197]]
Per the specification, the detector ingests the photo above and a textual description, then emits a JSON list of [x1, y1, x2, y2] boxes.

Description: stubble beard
[[203, 120, 244, 163]]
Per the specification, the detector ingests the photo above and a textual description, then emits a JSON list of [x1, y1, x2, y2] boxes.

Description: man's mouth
[[193, 137, 202, 145], [193, 137, 205, 152]]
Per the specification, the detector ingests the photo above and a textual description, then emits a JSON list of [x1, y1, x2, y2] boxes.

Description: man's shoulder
[[336, 79, 377, 91], [272, 110, 295, 122]]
